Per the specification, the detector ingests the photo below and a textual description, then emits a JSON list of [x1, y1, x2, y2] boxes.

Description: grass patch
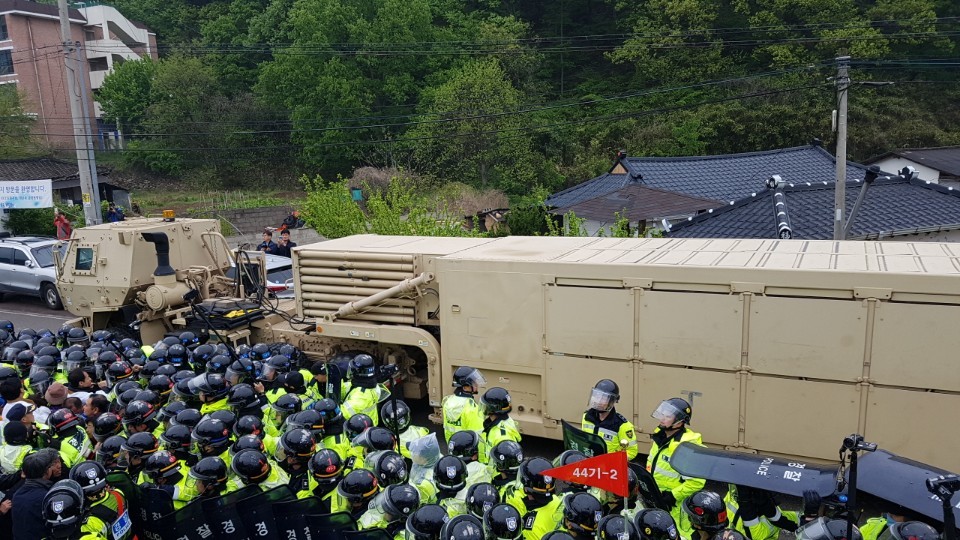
[[133, 188, 304, 216]]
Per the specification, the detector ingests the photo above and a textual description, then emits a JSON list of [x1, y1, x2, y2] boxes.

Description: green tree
[[0, 85, 37, 158], [409, 58, 537, 195], [97, 57, 156, 134]]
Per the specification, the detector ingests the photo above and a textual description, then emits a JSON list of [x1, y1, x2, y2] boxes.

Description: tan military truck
[[286, 235, 960, 471], [55, 219, 960, 470]]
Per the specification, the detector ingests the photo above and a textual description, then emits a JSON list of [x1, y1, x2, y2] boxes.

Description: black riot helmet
[[0, 329, 9, 348], [369, 450, 408, 486], [227, 383, 260, 410], [96, 435, 126, 468], [878, 522, 939, 540], [208, 410, 237, 432], [337, 468, 380, 505], [49, 409, 82, 435], [484, 503, 523, 540], [439, 515, 484, 540], [230, 434, 266, 458], [148, 374, 175, 399], [191, 418, 232, 457], [711, 530, 748, 540], [309, 448, 345, 488], [285, 410, 325, 440], [89, 329, 113, 344], [106, 360, 135, 386], [144, 450, 183, 483], [234, 415, 265, 438], [119, 338, 140, 352], [188, 372, 229, 401], [490, 440, 524, 474], [599, 515, 640, 540], [14, 350, 34, 376], [348, 353, 377, 385], [681, 491, 728, 534], [381, 399, 412, 433], [652, 397, 692, 427], [562, 492, 602, 534], [69, 461, 108, 500], [377, 483, 421, 522], [453, 366, 485, 393], [121, 432, 160, 463], [231, 449, 273, 485], [0, 319, 14, 334], [250, 343, 272, 361], [269, 393, 302, 427], [518, 457, 556, 496], [160, 424, 194, 456], [434, 455, 468, 495], [406, 504, 449, 540], [166, 344, 190, 368], [796, 518, 863, 540], [313, 398, 343, 428], [122, 400, 158, 427], [276, 428, 316, 465], [205, 353, 230, 374], [43, 479, 86, 539], [179, 331, 200, 348], [466, 482, 500, 518], [345, 413, 374, 440], [191, 343, 215, 364], [188, 456, 228, 495], [159, 401, 187, 423], [225, 358, 255, 386], [481, 387, 512, 415], [171, 408, 203, 430], [353, 426, 397, 453], [66, 327, 88, 347], [259, 355, 291, 382], [27, 370, 52, 397], [148, 349, 169, 364], [589, 379, 620, 413], [278, 344, 303, 368], [0, 365, 17, 383], [448, 430, 481, 462], [93, 413, 123, 442]]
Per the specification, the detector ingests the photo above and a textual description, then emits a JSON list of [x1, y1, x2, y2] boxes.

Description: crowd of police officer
[[0, 321, 945, 540]]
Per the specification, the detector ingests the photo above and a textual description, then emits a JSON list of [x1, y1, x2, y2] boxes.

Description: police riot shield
[[306, 511, 357, 540], [629, 462, 667, 510], [273, 497, 328, 540], [343, 529, 393, 540], [857, 450, 960, 525], [201, 485, 260, 539], [138, 487, 176, 540], [670, 442, 838, 497], [235, 485, 295, 540], [562, 420, 607, 458], [162, 499, 216, 540]]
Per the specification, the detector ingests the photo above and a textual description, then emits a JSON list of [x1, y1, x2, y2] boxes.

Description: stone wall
[[214, 205, 294, 237]]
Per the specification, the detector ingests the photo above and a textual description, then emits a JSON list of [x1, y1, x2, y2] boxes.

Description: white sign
[[0, 179, 54, 209]]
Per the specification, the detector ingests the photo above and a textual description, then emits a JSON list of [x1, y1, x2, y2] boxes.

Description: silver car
[[0, 236, 63, 309]]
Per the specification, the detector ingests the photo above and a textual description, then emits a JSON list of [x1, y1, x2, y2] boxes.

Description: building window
[[0, 16, 7, 42], [0, 50, 12, 76]]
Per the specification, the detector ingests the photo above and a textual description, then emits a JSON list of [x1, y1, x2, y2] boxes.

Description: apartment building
[[0, 0, 156, 147]]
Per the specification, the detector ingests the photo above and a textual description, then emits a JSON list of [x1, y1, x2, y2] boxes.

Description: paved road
[[0, 295, 72, 331]]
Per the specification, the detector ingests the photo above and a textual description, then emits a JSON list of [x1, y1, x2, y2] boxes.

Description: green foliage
[[0, 85, 38, 159], [299, 177, 367, 239], [4, 205, 85, 237], [97, 57, 156, 133]]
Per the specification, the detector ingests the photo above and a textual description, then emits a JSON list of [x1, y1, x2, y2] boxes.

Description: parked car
[[0, 236, 63, 309], [225, 253, 294, 299]]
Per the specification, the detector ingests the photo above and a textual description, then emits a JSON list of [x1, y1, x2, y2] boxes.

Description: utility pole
[[58, 0, 101, 225], [833, 55, 850, 241]]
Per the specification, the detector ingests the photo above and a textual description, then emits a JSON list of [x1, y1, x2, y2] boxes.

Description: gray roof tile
[[547, 144, 872, 210], [667, 176, 960, 240]]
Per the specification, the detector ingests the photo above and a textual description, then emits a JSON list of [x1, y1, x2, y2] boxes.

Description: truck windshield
[[31, 245, 55, 268]]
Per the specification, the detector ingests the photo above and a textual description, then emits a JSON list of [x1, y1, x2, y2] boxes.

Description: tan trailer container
[[293, 235, 960, 470]]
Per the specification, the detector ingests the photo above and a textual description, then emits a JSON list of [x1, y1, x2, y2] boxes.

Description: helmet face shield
[[588, 388, 616, 412], [652, 400, 683, 426], [463, 368, 486, 388], [259, 364, 277, 382], [796, 518, 836, 540]]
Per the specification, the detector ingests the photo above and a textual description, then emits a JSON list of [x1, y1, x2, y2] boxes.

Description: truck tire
[[41, 283, 62, 310]]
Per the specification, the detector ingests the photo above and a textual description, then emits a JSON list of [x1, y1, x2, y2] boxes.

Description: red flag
[[543, 451, 630, 497]]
